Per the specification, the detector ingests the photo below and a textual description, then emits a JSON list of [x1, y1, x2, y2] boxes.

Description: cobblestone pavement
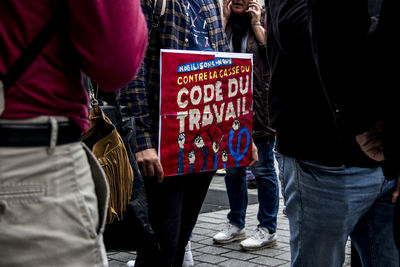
[[107, 174, 352, 266]]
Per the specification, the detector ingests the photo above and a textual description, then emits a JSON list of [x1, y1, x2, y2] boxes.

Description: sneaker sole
[[213, 233, 247, 244], [240, 239, 277, 251]]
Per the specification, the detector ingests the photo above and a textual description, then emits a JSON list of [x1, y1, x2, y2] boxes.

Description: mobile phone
[[248, 2, 255, 17]]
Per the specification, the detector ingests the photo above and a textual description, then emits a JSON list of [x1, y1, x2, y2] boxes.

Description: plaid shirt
[[119, 0, 229, 152]]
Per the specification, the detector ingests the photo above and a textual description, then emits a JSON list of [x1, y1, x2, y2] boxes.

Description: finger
[[138, 163, 148, 177], [357, 133, 382, 147], [361, 138, 383, 152], [249, 142, 259, 167], [367, 149, 385, 162], [393, 191, 399, 204], [155, 161, 164, 183], [392, 177, 400, 203], [147, 163, 155, 178], [249, 158, 258, 167]]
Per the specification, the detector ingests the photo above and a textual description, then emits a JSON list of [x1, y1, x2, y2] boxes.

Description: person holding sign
[[119, 0, 258, 266], [212, 0, 279, 251]]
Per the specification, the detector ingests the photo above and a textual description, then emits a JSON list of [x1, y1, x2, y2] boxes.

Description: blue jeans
[[275, 152, 399, 267], [225, 139, 279, 233]]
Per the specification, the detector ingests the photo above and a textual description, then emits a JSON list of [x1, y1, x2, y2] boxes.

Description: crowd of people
[[0, 0, 398, 267]]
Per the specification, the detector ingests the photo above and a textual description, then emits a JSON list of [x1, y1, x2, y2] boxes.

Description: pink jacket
[[0, 0, 147, 131]]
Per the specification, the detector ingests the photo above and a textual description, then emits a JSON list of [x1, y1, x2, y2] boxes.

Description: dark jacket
[[305, 0, 399, 178], [225, 11, 275, 141], [266, 0, 379, 167]]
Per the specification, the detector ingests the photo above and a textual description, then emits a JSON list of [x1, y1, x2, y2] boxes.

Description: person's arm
[[306, 0, 376, 135], [119, 0, 164, 182], [249, 139, 259, 167], [222, 0, 232, 28], [68, 0, 147, 91], [248, 1, 266, 45]]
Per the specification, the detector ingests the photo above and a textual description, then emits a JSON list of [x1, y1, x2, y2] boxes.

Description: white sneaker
[[182, 240, 194, 267], [126, 260, 135, 267], [240, 227, 277, 250], [213, 222, 246, 244], [215, 169, 226, 175]]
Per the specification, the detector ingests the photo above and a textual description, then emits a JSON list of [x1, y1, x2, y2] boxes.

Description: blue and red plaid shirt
[[119, 0, 229, 152]]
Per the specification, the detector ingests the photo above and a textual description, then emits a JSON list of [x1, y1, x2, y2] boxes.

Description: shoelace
[[223, 223, 233, 233], [253, 228, 267, 240]]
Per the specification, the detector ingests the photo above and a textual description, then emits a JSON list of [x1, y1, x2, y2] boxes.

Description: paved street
[[107, 174, 352, 266]]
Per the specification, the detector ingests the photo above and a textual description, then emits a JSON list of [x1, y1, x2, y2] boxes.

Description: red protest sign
[[159, 49, 253, 177]]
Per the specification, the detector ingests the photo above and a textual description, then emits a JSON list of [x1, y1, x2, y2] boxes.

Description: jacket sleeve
[[379, 0, 400, 179], [267, 0, 309, 56], [305, 0, 377, 135], [118, 0, 156, 152], [67, 0, 148, 92]]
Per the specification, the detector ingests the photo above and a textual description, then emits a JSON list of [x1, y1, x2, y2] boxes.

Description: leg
[[0, 143, 108, 267], [279, 153, 386, 267], [173, 171, 214, 267], [136, 175, 185, 267], [225, 166, 248, 229], [350, 179, 399, 267], [251, 138, 279, 233]]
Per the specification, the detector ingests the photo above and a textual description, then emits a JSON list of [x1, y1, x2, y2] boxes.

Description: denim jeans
[[275, 152, 399, 267], [225, 139, 279, 233]]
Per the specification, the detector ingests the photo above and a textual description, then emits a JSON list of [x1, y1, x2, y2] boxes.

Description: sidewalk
[[107, 174, 352, 266]]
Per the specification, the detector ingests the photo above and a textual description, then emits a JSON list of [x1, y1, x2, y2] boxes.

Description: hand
[[222, 0, 232, 26], [177, 132, 186, 149], [212, 141, 219, 153], [247, 0, 262, 25], [194, 135, 205, 148], [248, 140, 258, 167], [232, 119, 241, 131], [221, 150, 228, 163], [393, 176, 400, 203], [135, 148, 164, 183], [355, 121, 385, 162], [188, 150, 196, 164]]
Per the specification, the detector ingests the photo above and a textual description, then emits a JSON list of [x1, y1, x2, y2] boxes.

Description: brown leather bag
[[82, 102, 134, 224]]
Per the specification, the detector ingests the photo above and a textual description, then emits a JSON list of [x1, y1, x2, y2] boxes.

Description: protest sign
[[159, 49, 253, 177]]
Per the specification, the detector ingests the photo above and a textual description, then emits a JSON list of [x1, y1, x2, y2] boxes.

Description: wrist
[[251, 21, 262, 26]]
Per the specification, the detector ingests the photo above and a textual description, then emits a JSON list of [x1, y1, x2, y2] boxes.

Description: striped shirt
[[120, 0, 229, 152]]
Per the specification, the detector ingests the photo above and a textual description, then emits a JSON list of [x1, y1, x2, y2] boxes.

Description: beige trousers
[[0, 129, 109, 266]]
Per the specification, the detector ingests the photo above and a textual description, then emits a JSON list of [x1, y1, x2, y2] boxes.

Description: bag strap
[[148, 0, 166, 51], [152, 0, 166, 28], [1, 2, 66, 91]]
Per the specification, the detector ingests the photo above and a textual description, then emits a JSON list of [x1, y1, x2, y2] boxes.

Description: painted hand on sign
[[221, 150, 228, 169], [208, 121, 225, 170], [188, 150, 196, 173], [212, 141, 219, 154], [177, 132, 186, 174], [194, 135, 208, 171], [229, 119, 251, 167], [212, 141, 219, 170], [178, 132, 186, 148]]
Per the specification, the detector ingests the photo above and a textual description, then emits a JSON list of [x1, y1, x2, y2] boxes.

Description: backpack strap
[[1, 2, 66, 91], [152, 0, 166, 28]]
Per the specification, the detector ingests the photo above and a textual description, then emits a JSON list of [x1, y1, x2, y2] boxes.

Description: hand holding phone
[[247, 0, 260, 21]]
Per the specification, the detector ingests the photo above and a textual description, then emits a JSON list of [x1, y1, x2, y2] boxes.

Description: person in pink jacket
[[0, 0, 147, 266]]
